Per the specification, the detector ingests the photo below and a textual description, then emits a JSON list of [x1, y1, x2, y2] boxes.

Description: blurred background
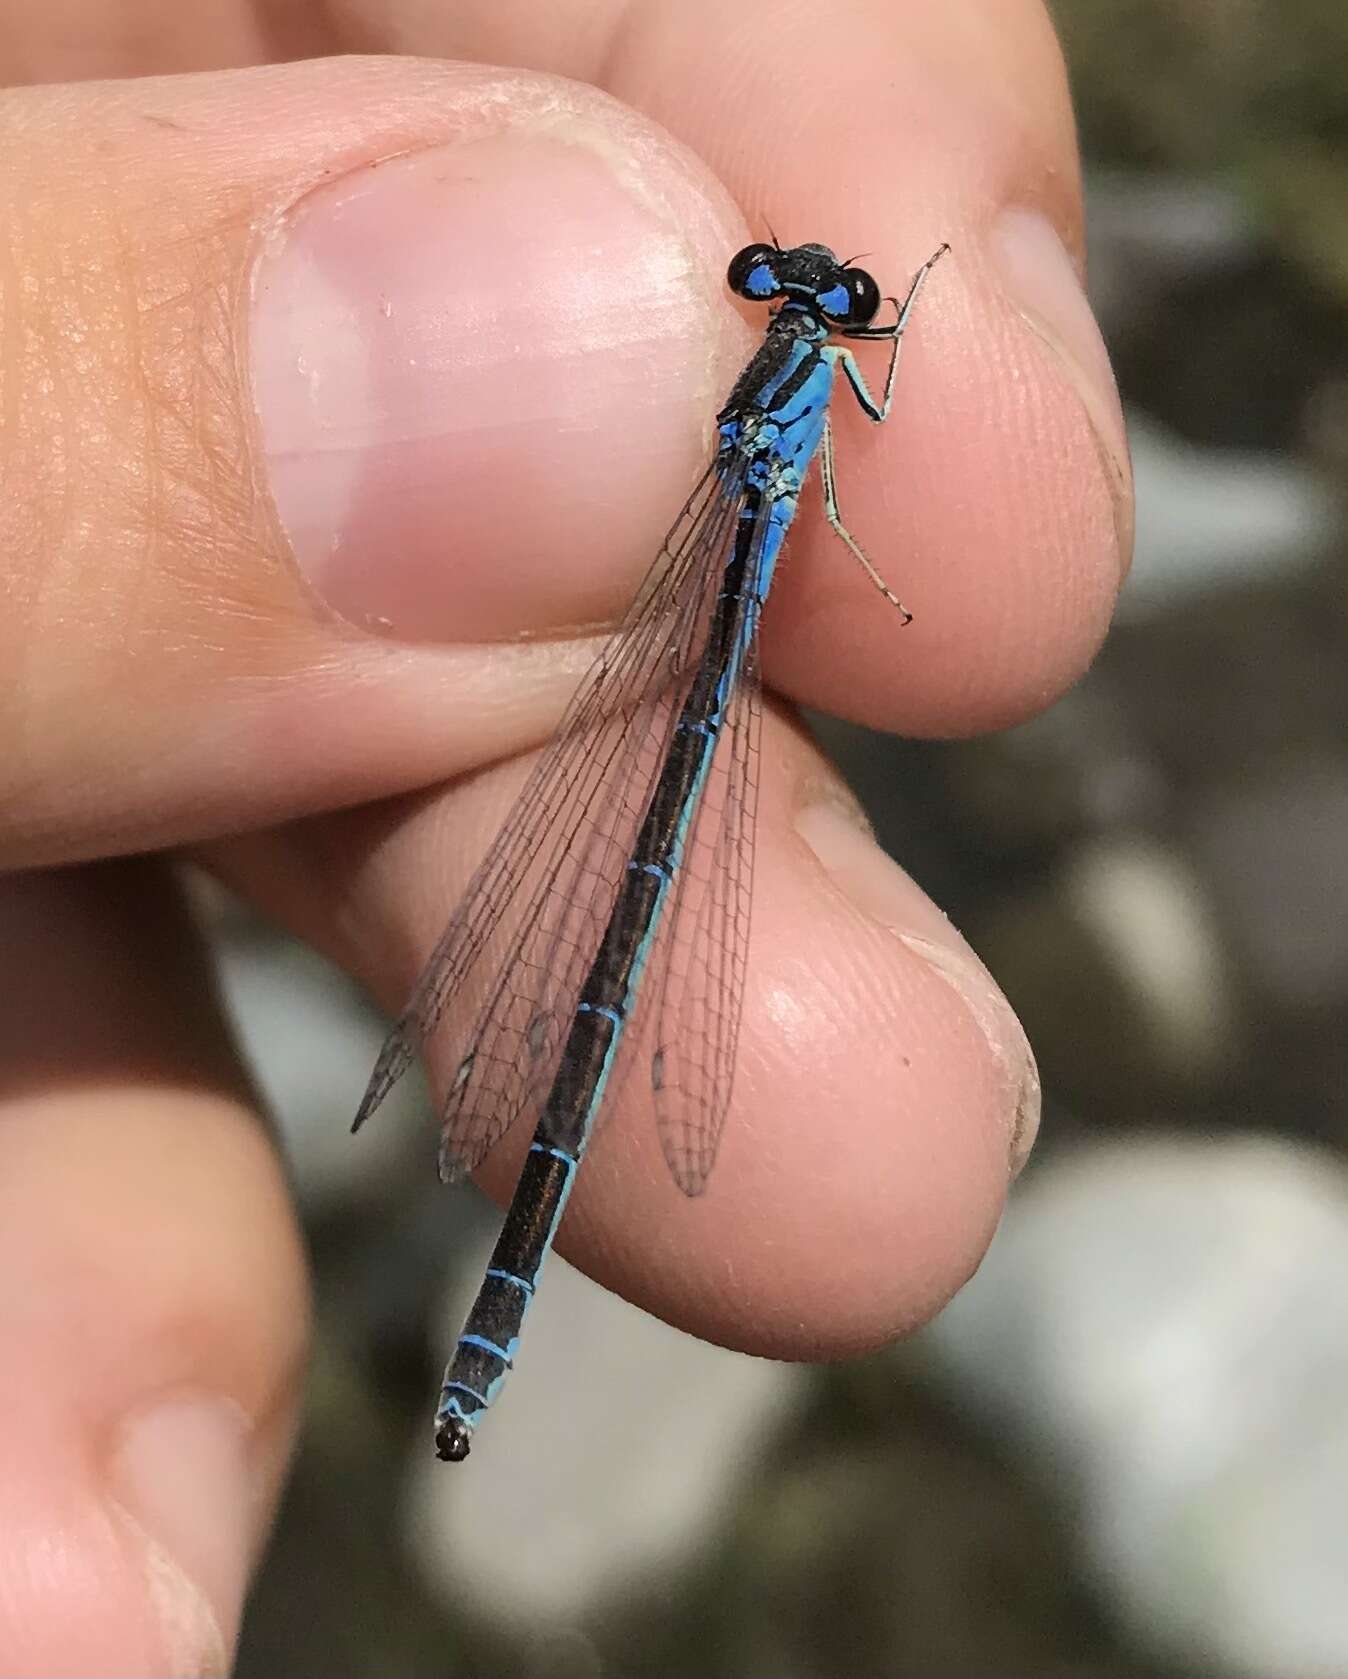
[[219, 3, 1348, 1672]]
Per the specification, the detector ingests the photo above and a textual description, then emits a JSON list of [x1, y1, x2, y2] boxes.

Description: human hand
[[1, 4, 1129, 1669]]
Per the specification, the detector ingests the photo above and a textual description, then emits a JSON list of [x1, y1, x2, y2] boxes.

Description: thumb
[[1, 56, 744, 868]]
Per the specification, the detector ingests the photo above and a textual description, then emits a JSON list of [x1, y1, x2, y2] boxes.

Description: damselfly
[[354, 236, 949, 1460]]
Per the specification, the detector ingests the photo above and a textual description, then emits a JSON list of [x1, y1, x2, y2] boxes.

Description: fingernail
[[250, 125, 737, 642], [797, 792, 1041, 1176], [992, 207, 1133, 576], [108, 1395, 254, 1677]]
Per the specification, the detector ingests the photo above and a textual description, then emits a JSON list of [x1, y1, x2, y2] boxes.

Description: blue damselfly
[[355, 236, 948, 1460]]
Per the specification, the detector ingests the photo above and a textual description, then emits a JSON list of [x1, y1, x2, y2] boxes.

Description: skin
[[0, 3, 1131, 1670]]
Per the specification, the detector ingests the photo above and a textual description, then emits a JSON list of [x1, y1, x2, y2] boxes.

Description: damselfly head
[[727, 240, 881, 328]]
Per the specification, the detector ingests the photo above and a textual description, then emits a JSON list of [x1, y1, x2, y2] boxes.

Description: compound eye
[[727, 243, 782, 301], [820, 266, 881, 324]]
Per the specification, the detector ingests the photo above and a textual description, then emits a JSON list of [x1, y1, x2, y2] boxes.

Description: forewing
[[600, 505, 766, 1195], [353, 456, 749, 1182]]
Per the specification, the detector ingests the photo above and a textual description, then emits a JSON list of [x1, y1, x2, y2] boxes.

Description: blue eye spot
[[743, 263, 778, 299], [816, 282, 850, 318]]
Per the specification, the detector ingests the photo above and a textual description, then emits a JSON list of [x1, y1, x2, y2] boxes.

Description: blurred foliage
[[1058, 0, 1348, 163], [1058, 0, 1348, 302]]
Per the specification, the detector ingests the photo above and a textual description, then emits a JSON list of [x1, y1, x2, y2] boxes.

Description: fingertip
[[0, 868, 306, 1671], [692, 780, 1030, 1355], [766, 214, 1127, 738], [0, 1088, 306, 1675], [676, 2, 1130, 738]]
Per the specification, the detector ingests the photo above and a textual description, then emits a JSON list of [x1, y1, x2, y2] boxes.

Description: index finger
[[378, 0, 1132, 733]]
